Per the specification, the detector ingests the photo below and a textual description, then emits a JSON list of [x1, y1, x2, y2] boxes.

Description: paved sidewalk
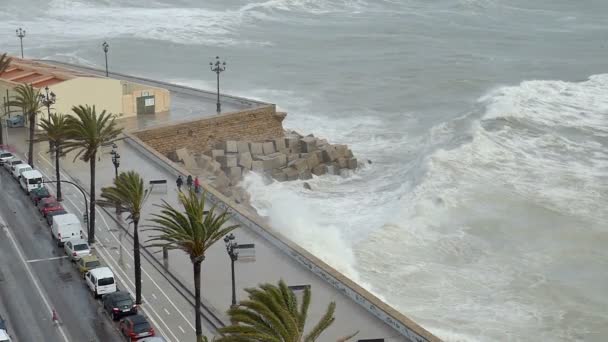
[[5, 125, 408, 341]]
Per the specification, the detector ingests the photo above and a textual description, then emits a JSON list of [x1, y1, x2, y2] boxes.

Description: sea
[[1, 1, 607, 341]]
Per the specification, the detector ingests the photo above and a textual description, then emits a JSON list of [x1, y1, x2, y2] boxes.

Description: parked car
[[19, 170, 43, 193], [139, 337, 167, 342], [37, 197, 64, 217], [103, 291, 138, 321], [12, 164, 31, 179], [5, 115, 24, 128], [85, 267, 117, 298], [46, 209, 68, 226], [30, 186, 51, 205], [119, 315, 154, 341], [3, 159, 22, 172], [0, 152, 14, 166], [51, 213, 83, 247], [76, 254, 102, 278], [64, 238, 90, 261], [0, 313, 11, 342]]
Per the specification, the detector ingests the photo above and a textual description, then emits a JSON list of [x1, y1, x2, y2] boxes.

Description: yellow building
[[0, 57, 170, 122]]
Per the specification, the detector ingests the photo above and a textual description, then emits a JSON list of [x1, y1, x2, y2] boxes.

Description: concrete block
[[347, 158, 358, 170], [249, 142, 264, 156], [262, 142, 275, 155], [273, 138, 286, 151], [299, 136, 317, 153], [299, 153, 309, 159], [217, 155, 237, 168], [284, 167, 299, 181], [306, 152, 321, 169], [229, 166, 242, 181], [237, 141, 250, 154], [337, 157, 348, 169], [254, 156, 275, 171], [312, 164, 328, 176], [271, 169, 287, 182], [346, 149, 354, 158], [269, 153, 287, 169], [326, 164, 337, 175], [211, 149, 225, 159], [278, 148, 290, 155], [251, 160, 265, 172], [225, 140, 238, 153], [288, 158, 309, 172], [285, 138, 299, 149], [335, 144, 349, 158], [313, 150, 323, 162], [287, 154, 298, 162], [238, 152, 253, 170], [299, 170, 312, 180], [322, 148, 338, 162]]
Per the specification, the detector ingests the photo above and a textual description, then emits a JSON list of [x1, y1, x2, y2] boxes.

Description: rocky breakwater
[[169, 131, 359, 204]]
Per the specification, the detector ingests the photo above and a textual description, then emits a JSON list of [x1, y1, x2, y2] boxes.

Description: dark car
[[37, 197, 64, 217], [119, 314, 154, 341], [103, 291, 137, 320], [46, 209, 68, 226], [30, 186, 51, 205]]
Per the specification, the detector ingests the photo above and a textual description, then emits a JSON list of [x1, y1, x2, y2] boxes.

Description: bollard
[[162, 246, 168, 269]]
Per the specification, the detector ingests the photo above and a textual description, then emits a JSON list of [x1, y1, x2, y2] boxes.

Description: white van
[[19, 170, 43, 193], [85, 267, 117, 298], [12, 164, 32, 179], [51, 214, 84, 247]]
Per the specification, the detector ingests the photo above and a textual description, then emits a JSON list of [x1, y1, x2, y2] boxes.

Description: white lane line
[[36, 154, 197, 332], [27, 256, 69, 263], [163, 308, 171, 315], [178, 325, 185, 334], [1, 219, 71, 342], [151, 293, 158, 300]]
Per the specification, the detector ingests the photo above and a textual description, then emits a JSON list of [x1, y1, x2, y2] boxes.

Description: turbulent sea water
[[2, 1, 608, 341]]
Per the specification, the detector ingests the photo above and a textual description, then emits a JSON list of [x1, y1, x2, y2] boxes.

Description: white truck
[[51, 214, 84, 247], [19, 170, 43, 193]]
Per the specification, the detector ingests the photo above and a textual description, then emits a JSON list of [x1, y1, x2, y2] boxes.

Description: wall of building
[[50, 77, 125, 119], [132, 105, 285, 155], [121, 83, 171, 115]]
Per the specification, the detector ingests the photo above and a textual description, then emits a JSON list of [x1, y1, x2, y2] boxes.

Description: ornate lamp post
[[224, 233, 239, 308], [38, 87, 57, 174], [16, 28, 26, 58], [110, 143, 120, 179], [210, 56, 226, 114], [102, 41, 109, 77]]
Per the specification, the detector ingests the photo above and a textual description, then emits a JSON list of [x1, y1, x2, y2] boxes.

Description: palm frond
[[0, 53, 12, 75]]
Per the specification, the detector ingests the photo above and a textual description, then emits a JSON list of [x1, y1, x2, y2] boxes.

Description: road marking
[[151, 293, 158, 300], [35, 151, 198, 333], [1, 217, 71, 342], [164, 308, 171, 315], [27, 256, 69, 263], [105, 238, 110, 243], [178, 325, 185, 333], [125, 263, 131, 269]]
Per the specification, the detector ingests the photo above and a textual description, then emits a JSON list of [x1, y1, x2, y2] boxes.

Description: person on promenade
[[176, 175, 183, 192], [186, 175, 193, 190], [194, 176, 201, 194]]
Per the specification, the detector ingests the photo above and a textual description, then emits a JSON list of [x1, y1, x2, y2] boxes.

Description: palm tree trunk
[[0, 118, 4, 146], [28, 112, 35, 167], [55, 145, 62, 201], [194, 260, 203, 342], [88, 153, 96, 244], [133, 219, 142, 305]]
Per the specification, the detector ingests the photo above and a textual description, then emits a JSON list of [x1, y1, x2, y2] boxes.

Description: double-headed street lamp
[[38, 86, 57, 158], [110, 143, 120, 179], [102, 41, 109, 77], [210, 56, 226, 114], [16, 28, 26, 58], [224, 233, 239, 308]]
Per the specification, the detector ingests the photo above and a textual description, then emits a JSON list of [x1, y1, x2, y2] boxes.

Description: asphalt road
[[0, 166, 123, 342]]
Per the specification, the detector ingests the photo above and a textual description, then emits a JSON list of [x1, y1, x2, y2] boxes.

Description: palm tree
[[216, 280, 357, 342], [0, 53, 11, 74], [37, 113, 69, 201], [99, 171, 150, 304], [147, 191, 239, 342], [7, 84, 42, 167], [63, 105, 122, 244]]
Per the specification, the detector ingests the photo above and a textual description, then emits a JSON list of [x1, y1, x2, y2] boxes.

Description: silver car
[[64, 238, 91, 261], [0, 152, 14, 166]]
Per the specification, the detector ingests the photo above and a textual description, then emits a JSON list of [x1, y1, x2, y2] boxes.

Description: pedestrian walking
[[186, 175, 193, 191], [194, 176, 201, 194], [176, 175, 183, 192]]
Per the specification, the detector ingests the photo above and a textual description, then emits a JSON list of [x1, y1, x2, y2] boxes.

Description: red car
[[37, 197, 64, 217], [119, 314, 155, 341]]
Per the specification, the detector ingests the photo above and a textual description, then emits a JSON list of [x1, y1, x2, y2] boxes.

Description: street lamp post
[[39, 87, 59, 199], [16, 28, 26, 58], [224, 233, 239, 308], [110, 143, 120, 179], [102, 41, 109, 77], [210, 56, 226, 114]]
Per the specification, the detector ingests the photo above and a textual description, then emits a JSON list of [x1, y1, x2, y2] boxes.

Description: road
[[0, 166, 121, 342]]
